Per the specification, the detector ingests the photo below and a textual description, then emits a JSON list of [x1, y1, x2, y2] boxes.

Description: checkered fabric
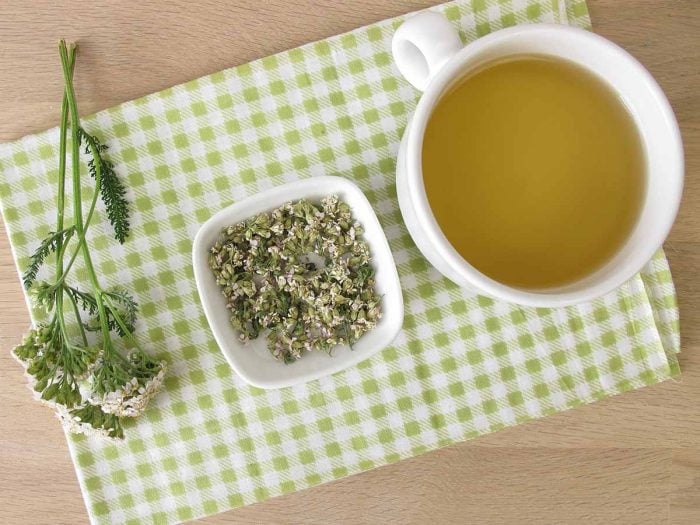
[[0, 1, 681, 524]]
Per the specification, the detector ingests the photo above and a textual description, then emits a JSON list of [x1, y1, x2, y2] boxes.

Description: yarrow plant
[[209, 196, 382, 363], [12, 41, 165, 439]]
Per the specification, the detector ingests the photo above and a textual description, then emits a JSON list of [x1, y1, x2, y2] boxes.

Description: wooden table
[[1, 1, 698, 523]]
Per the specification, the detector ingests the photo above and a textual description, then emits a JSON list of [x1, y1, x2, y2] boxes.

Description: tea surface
[[422, 56, 645, 289]]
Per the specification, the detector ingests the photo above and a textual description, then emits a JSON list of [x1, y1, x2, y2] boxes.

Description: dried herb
[[209, 196, 382, 363], [12, 41, 165, 439]]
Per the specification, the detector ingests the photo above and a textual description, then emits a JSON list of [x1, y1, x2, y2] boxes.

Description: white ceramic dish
[[192, 176, 404, 389]]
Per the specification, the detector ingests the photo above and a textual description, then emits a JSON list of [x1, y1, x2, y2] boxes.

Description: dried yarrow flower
[[209, 196, 382, 363], [88, 351, 167, 418]]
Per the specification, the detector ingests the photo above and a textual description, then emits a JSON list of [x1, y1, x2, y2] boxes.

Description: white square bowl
[[192, 176, 404, 389]]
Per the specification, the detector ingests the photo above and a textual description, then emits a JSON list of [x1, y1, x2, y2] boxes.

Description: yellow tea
[[422, 56, 645, 289]]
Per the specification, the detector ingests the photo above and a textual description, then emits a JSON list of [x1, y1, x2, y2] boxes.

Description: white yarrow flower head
[[91, 358, 167, 418]]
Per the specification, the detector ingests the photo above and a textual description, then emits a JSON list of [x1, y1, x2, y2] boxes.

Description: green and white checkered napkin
[[0, 0, 681, 523]]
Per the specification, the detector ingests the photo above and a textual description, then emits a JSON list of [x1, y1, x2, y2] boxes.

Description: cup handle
[[392, 11, 463, 91]]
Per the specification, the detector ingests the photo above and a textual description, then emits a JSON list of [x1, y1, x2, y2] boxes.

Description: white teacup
[[392, 11, 683, 307]]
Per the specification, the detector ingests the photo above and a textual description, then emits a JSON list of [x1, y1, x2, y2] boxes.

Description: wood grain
[[1, 1, 698, 524]]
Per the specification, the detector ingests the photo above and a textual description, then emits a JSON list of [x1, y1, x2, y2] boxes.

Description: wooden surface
[[0, 1, 698, 523]]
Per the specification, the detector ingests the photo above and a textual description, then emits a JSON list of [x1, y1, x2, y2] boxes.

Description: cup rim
[[403, 23, 684, 307]]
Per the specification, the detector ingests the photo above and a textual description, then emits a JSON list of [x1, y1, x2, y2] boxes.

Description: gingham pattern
[[0, 1, 681, 524]]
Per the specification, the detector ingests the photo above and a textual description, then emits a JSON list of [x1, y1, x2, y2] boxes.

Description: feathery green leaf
[[79, 129, 131, 243], [64, 285, 138, 336], [22, 227, 74, 289]]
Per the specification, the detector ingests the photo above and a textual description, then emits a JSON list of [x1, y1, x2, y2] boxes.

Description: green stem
[[54, 45, 76, 344], [59, 41, 113, 353], [47, 353, 63, 384], [65, 288, 89, 346], [53, 139, 101, 288]]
